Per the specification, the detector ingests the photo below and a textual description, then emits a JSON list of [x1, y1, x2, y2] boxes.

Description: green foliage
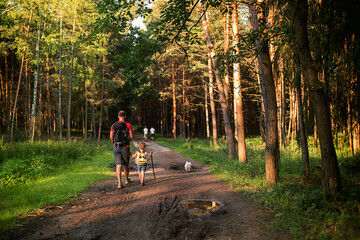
[[0, 140, 113, 230], [0, 140, 110, 187], [156, 137, 360, 239]]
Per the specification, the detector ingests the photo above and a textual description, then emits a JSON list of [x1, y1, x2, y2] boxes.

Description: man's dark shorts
[[113, 146, 130, 166]]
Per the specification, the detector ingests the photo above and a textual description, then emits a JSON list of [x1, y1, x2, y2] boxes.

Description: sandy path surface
[[2, 133, 288, 240]]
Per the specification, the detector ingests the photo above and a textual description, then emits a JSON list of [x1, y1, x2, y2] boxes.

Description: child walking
[[132, 141, 152, 186]]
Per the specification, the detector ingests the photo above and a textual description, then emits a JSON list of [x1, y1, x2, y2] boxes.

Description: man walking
[[110, 110, 133, 189]]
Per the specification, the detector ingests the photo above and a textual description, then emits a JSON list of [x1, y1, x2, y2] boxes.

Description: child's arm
[[148, 150, 153, 157], [131, 151, 138, 158]]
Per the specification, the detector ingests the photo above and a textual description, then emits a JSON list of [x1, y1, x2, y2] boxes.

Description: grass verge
[[155, 136, 360, 239], [0, 140, 115, 230]]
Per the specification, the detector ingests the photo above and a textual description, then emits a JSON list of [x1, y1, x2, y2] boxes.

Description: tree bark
[[295, 56, 310, 175], [10, 8, 33, 142], [205, 83, 210, 138], [208, 52, 218, 146], [98, 54, 105, 141], [182, 67, 186, 138], [172, 61, 177, 140], [68, 8, 76, 140], [290, 0, 341, 196], [249, 0, 279, 184], [232, 0, 247, 163], [59, 14, 63, 141], [30, 5, 41, 141], [201, 9, 236, 159]]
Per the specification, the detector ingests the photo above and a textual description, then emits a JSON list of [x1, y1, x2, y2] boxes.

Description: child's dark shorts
[[113, 146, 130, 166], [136, 164, 147, 172]]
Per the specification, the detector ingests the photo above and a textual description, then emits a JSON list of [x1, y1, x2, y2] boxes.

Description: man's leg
[[124, 165, 129, 179], [116, 164, 122, 184]]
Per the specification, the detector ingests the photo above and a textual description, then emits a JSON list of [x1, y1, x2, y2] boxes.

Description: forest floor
[[2, 133, 289, 240]]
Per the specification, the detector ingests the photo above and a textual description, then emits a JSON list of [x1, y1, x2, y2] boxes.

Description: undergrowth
[[0, 140, 114, 230], [156, 136, 360, 239]]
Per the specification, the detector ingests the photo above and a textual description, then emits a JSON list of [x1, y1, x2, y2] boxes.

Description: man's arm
[[129, 130, 133, 141], [110, 131, 113, 142]]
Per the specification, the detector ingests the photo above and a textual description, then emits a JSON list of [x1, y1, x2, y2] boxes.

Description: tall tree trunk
[[295, 56, 310, 175], [182, 68, 186, 138], [46, 53, 52, 138], [172, 61, 177, 140], [11, 8, 33, 142], [208, 52, 218, 146], [232, 0, 247, 163], [224, 3, 230, 102], [84, 60, 88, 139], [30, 5, 41, 141], [201, 9, 235, 158], [290, 0, 341, 197], [205, 83, 210, 138], [67, 9, 76, 140], [249, 1, 279, 184], [59, 14, 63, 141], [280, 59, 286, 148], [92, 77, 97, 140], [98, 54, 105, 141]]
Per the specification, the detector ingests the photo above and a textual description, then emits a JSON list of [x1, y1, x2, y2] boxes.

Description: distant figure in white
[[184, 161, 192, 172]]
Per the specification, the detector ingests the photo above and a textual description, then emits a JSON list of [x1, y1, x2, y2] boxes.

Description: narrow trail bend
[[3, 133, 288, 240]]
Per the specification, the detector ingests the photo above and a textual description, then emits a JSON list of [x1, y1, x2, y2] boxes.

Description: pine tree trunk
[[295, 57, 310, 174], [205, 83, 210, 138], [182, 68, 186, 138], [208, 52, 217, 146], [98, 55, 105, 141], [232, 0, 247, 163], [201, 9, 235, 158], [172, 61, 177, 140], [249, 1, 279, 184], [11, 8, 33, 142], [92, 77, 97, 140], [84, 60, 88, 139], [30, 6, 41, 141], [58, 14, 63, 141], [290, 0, 341, 197], [223, 3, 230, 102], [46, 53, 52, 138]]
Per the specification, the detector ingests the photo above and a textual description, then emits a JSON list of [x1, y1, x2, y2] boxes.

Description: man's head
[[118, 110, 126, 120]]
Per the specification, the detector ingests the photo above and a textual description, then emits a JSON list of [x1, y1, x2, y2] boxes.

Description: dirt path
[[3, 134, 288, 240]]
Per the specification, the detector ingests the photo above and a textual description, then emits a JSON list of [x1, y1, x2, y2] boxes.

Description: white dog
[[184, 161, 192, 172]]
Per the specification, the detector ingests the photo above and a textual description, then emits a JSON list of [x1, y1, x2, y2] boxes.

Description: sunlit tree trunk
[[201, 10, 236, 159], [182, 67, 186, 138], [46, 53, 52, 138], [208, 52, 217, 146], [11, 8, 33, 142], [92, 76, 97, 140], [290, 0, 341, 197], [224, 3, 230, 102], [30, 5, 41, 141], [58, 13, 63, 141], [67, 8, 76, 140], [249, 0, 279, 184], [98, 54, 105, 141], [172, 61, 177, 140], [205, 83, 210, 138], [232, 0, 247, 163], [83, 59, 88, 139]]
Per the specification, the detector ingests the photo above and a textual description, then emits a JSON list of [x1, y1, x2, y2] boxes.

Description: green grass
[[0, 140, 115, 230], [155, 136, 360, 239]]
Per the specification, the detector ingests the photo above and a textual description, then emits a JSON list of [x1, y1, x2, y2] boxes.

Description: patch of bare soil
[[2, 134, 289, 240]]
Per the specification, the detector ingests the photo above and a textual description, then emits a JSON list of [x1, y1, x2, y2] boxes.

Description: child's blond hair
[[138, 141, 146, 150]]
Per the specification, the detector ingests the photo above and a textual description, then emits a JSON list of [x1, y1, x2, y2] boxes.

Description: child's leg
[[142, 171, 145, 182]]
